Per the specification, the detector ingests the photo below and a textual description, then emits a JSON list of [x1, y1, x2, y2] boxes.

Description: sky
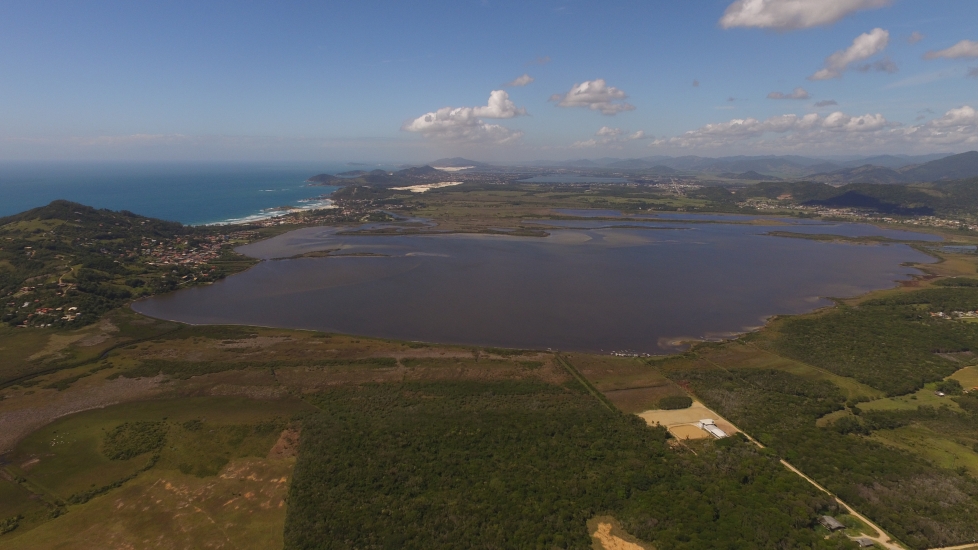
[[1, 0, 977, 162]]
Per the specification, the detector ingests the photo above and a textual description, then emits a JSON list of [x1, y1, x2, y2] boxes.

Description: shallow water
[[133, 217, 936, 354]]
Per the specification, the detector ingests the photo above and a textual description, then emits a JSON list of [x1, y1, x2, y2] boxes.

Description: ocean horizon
[[0, 161, 395, 225]]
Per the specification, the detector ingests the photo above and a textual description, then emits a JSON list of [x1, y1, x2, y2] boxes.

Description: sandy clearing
[[592, 522, 645, 550], [638, 400, 739, 440], [637, 401, 737, 430], [391, 182, 463, 193], [668, 425, 710, 440]]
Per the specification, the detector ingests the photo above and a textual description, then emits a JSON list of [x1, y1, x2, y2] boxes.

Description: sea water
[[0, 161, 382, 225]]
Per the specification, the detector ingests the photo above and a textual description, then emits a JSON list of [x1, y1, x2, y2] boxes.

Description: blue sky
[[1, 0, 976, 162]]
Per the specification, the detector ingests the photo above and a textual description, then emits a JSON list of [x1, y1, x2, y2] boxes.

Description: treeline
[[285, 380, 857, 549]]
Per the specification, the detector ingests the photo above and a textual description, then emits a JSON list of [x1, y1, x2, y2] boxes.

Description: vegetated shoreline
[[128, 214, 947, 356]]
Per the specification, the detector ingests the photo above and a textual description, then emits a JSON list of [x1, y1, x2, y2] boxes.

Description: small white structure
[[696, 419, 728, 439]]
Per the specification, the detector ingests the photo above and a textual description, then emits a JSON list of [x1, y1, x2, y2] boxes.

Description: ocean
[[0, 162, 390, 225]]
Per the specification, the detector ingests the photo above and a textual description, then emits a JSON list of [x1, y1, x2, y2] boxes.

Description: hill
[[430, 157, 488, 168], [726, 178, 978, 217], [307, 165, 455, 188], [0, 201, 253, 329], [901, 151, 978, 181], [805, 151, 978, 184], [809, 165, 908, 184], [718, 170, 781, 181]]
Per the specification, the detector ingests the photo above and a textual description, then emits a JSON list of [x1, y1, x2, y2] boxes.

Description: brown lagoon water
[[133, 216, 938, 353]]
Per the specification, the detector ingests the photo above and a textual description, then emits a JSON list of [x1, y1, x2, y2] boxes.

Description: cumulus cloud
[[908, 31, 925, 44], [719, 0, 891, 30], [856, 57, 898, 73], [402, 90, 526, 144], [924, 40, 978, 59], [767, 87, 810, 100], [506, 73, 534, 87], [650, 105, 978, 151], [810, 28, 889, 80], [815, 100, 838, 107], [549, 79, 635, 115], [571, 126, 649, 148]]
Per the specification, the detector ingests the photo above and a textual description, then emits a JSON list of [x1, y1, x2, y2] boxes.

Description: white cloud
[[506, 73, 534, 87], [571, 126, 649, 148], [924, 40, 978, 60], [908, 31, 925, 45], [549, 79, 635, 115], [651, 105, 978, 152], [402, 90, 526, 144], [810, 28, 889, 80], [767, 87, 810, 100], [856, 57, 898, 73], [719, 0, 890, 30]]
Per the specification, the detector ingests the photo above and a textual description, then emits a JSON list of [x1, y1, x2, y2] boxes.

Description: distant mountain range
[[515, 153, 959, 179], [426, 152, 977, 184], [307, 151, 978, 187], [807, 152, 978, 184], [430, 157, 491, 168]]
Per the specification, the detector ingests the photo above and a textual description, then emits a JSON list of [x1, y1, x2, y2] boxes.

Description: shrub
[[659, 395, 693, 410], [102, 421, 167, 460]]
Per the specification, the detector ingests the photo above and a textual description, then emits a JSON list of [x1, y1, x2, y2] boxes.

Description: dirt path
[[681, 395, 908, 548]]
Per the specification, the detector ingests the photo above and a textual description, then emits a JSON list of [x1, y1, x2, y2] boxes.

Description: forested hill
[[0, 200, 186, 236], [0, 201, 252, 329], [694, 178, 978, 216], [306, 165, 452, 188]]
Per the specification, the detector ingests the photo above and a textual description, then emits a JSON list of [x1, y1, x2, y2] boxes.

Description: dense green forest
[[285, 380, 856, 550], [771, 288, 978, 395], [661, 282, 978, 549]]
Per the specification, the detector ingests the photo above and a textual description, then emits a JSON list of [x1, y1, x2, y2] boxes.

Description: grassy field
[[562, 353, 688, 413], [0, 396, 313, 541]]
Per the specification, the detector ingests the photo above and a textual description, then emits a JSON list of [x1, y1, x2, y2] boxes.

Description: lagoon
[[132, 216, 936, 354]]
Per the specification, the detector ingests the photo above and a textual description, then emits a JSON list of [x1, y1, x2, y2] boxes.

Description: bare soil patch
[[588, 516, 653, 550], [637, 400, 738, 439]]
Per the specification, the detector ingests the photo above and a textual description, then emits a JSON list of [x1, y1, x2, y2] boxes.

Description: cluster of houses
[[930, 310, 978, 320], [735, 198, 978, 233], [818, 516, 876, 547], [138, 234, 240, 267]]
